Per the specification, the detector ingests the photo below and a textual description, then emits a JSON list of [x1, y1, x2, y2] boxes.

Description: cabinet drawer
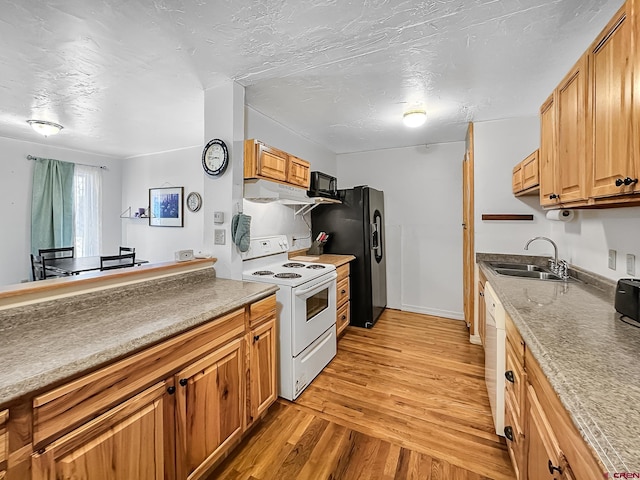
[[504, 394, 524, 480], [505, 340, 526, 422], [247, 294, 276, 328], [505, 312, 525, 365], [336, 264, 349, 283], [0, 409, 7, 472], [337, 277, 350, 307], [337, 301, 350, 337], [33, 308, 245, 447]]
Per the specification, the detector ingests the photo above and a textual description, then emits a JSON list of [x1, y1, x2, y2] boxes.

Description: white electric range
[[242, 235, 337, 400]]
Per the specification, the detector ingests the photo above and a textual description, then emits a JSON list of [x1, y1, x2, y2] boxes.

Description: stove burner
[[283, 262, 305, 268], [252, 270, 275, 276], [306, 264, 326, 270], [274, 272, 303, 279]]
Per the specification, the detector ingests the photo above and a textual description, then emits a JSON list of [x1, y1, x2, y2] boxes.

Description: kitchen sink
[[488, 262, 546, 272], [493, 268, 564, 281]]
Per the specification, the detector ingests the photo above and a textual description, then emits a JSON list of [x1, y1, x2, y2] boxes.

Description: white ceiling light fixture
[[403, 110, 427, 128], [26, 119, 64, 137]]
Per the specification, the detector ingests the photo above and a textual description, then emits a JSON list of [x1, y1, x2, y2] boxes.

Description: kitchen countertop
[[288, 250, 355, 267], [0, 269, 277, 407], [478, 258, 639, 473]]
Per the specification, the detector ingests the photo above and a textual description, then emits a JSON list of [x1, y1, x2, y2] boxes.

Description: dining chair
[[30, 254, 45, 281], [100, 253, 136, 271], [119, 246, 135, 256], [39, 246, 75, 259]]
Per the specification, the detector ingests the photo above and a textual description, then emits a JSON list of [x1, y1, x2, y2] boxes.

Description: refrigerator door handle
[[370, 223, 379, 251]]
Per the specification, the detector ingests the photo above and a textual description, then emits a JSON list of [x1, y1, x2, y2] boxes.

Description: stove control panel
[[241, 235, 289, 260]]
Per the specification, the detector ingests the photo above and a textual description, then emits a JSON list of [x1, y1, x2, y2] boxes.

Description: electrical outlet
[[214, 229, 226, 245], [608, 249, 617, 270], [627, 254, 636, 276]]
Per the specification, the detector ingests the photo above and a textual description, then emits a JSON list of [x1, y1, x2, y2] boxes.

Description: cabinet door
[[478, 280, 486, 346], [0, 410, 6, 479], [522, 150, 539, 191], [256, 143, 287, 182], [32, 383, 167, 480], [249, 318, 277, 426], [337, 301, 350, 337], [526, 385, 562, 480], [512, 164, 523, 194], [556, 55, 588, 203], [287, 155, 310, 188], [589, 6, 634, 198], [175, 338, 244, 480], [539, 95, 559, 206]]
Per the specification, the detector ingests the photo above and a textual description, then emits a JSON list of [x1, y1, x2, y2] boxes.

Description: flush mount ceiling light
[[26, 119, 63, 137], [403, 110, 427, 128]]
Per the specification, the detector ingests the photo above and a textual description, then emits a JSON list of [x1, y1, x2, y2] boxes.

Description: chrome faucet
[[524, 236, 559, 272]]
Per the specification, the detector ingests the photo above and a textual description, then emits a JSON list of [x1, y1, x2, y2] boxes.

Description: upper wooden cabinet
[[539, 95, 559, 206], [588, 5, 635, 199], [244, 139, 311, 189], [512, 150, 539, 196], [555, 54, 588, 204], [538, 1, 640, 208]]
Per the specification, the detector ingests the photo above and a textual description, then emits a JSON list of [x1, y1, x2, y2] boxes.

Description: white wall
[[551, 207, 640, 280], [338, 143, 465, 320], [244, 106, 337, 251], [473, 117, 552, 257], [121, 146, 205, 264], [0, 136, 122, 286]]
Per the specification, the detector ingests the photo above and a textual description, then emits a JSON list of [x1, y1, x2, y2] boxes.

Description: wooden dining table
[[45, 256, 149, 275]]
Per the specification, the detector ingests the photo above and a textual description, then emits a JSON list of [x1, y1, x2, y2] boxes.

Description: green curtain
[[31, 158, 75, 254]]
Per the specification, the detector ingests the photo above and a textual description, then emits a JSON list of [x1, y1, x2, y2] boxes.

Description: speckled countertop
[[0, 269, 277, 407], [478, 256, 639, 473]]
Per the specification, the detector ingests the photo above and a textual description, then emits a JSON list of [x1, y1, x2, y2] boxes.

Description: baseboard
[[401, 304, 465, 321], [469, 334, 482, 345]]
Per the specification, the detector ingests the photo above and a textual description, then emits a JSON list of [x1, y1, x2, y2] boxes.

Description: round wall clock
[[186, 192, 202, 212], [202, 138, 229, 176]]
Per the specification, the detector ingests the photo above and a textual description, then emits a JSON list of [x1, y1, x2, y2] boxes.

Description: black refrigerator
[[311, 186, 387, 328]]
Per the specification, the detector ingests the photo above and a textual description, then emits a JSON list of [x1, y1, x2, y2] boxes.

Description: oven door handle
[[294, 274, 337, 296]]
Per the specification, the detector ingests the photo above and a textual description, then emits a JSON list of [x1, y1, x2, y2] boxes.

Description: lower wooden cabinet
[[175, 338, 244, 480], [32, 383, 167, 480], [478, 277, 486, 346], [336, 263, 351, 338], [5, 294, 278, 480], [248, 318, 277, 426]]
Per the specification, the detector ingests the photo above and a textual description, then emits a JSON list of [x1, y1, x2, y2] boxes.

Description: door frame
[[462, 123, 475, 336]]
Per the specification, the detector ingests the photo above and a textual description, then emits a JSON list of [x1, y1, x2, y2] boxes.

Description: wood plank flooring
[[210, 309, 515, 480]]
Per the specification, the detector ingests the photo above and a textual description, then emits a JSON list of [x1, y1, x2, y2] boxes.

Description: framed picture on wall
[[149, 187, 184, 227]]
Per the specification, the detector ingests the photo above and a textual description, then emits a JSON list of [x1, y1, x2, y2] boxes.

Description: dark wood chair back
[[100, 253, 136, 271], [39, 246, 75, 259], [119, 246, 135, 255]]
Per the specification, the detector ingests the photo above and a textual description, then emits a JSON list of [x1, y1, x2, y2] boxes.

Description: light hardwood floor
[[211, 309, 515, 480]]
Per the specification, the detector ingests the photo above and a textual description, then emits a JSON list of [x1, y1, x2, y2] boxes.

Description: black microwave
[[308, 171, 339, 199]]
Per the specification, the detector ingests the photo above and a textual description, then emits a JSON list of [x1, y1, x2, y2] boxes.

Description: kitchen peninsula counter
[[0, 268, 277, 407], [478, 258, 639, 474]]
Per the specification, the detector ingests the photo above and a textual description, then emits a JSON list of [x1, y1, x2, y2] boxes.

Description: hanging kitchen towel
[[231, 213, 251, 252]]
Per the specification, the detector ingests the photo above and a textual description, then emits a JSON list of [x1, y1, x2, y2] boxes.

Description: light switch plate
[[627, 254, 636, 276], [214, 211, 224, 224], [214, 229, 226, 245], [608, 249, 617, 270]]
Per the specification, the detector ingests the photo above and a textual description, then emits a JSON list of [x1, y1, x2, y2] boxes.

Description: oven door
[[291, 271, 337, 356]]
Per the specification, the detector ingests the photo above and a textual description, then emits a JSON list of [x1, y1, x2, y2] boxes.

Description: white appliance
[[242, 235, 337, 400], [484, 281, 506, 436]]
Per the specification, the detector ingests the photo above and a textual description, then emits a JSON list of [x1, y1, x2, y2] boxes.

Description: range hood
[[244, 179, 313, 204]]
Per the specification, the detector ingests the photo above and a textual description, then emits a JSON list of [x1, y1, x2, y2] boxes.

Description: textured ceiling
[[0, 0, 624, 158]]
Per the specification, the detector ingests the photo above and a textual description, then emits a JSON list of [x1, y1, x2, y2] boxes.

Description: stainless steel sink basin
[[493, 268, 564, 281], [488, 262, 546, 272]]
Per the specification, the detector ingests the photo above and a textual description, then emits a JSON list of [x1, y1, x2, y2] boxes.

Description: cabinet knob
[[549, 193, 559, 199], [505, 370, 515, 383], [254, 335, 260, 343], [615, 178, 625, 187], [504, 426, 514, 441], [167, 386, 176, 395], [179, 378, 188, 387], [624, 177, 638, 186], [341, 315, 347, 320], [548, 460, 563, 475], [341, 289, 347, 294], [479, 292, 484, 297]]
